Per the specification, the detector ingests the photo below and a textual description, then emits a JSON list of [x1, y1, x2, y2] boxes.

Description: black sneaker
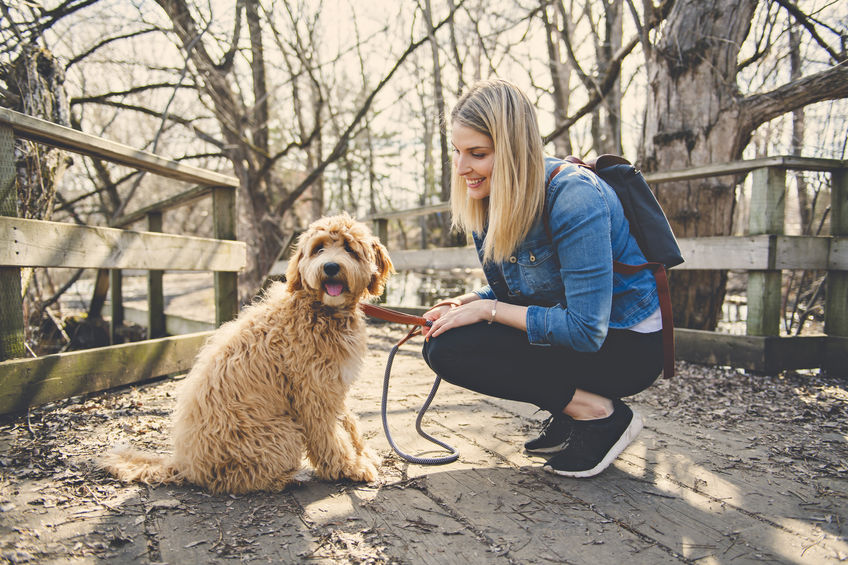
[[524, 414, 574, 453], [542, 399, 642, 478]]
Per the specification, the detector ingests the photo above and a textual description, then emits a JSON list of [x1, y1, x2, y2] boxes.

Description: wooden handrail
[[0, 108, 238, 188], [363, 156, 846, 222], [643, 155, 846, 183], [0, 217, 246, 271]]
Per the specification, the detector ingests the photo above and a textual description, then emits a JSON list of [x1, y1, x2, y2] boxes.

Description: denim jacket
[[472, 156, 659, 352]]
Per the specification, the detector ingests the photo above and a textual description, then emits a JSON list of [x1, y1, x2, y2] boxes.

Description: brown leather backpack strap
[[547, 163, 568, 186], [613, 261, 675, 379]]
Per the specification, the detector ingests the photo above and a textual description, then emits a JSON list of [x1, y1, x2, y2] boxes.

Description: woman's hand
[[424, 299, 493, 340], [422, 299, 461, 338]]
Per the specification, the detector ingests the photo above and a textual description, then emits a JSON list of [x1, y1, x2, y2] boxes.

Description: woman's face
[[451, 123, 494, 200]]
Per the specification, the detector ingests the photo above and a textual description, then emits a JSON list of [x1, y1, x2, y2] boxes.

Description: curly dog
[[100, 214, 393, 494]]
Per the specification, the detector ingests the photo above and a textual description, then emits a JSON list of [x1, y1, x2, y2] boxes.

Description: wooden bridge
[[0, 108, 846, 564], [1, 107, 847, 415]]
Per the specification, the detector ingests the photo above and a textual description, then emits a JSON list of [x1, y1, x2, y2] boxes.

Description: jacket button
[[509, 256, 517, 263]]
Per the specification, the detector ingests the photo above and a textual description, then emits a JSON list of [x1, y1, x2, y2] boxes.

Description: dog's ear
[[285, 249, 304, 292], [368, 239, 394, 296]]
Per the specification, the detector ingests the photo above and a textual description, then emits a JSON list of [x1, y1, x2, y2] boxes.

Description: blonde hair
[[450, 78, 545, 264]]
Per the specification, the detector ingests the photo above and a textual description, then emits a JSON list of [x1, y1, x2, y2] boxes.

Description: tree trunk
[[597, 0, 622, 155], [543, 2, 573, 156], [788, 24, 810, 234], [640, 0, 758, 330], [423, 0, 456, 246]]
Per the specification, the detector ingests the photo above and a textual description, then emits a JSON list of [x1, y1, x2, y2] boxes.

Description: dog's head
[[285, 213, 394, 307]]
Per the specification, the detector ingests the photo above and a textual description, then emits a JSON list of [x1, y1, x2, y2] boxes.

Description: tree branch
[[738, 60, 848, 141], [65, 27, 160, 69], [213, 0, 244, 71], [70, 82, 196, 104], [543, 0, 671, 145], [273, 1, 465, 217], [543, 33, 640, 144], [73, 99, 225, 149], [772, 0, 846, 63]]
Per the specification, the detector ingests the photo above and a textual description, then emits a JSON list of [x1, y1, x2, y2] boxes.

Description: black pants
[[422, 322, 663, 415]]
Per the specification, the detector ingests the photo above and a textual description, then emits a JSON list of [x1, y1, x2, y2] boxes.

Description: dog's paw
[[360, 447, 380, 467], [347, 457, 378, 483]]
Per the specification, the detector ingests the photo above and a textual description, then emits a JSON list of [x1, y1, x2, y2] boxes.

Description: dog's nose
[[323, 262, 341, 276]]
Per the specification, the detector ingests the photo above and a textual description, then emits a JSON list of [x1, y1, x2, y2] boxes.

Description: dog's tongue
[[324, 282, 344, 297]]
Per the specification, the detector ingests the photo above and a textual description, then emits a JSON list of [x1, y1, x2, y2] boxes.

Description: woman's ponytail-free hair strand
[[449, 79, 545, 264]]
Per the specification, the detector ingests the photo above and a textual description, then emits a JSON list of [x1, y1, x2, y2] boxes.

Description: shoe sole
[[525, 442, 569, 454], [543, 410, 643, 478]]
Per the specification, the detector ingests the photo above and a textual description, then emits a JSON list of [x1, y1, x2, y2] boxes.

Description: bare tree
[[640, 0, 847, 331], [421, 0, 456, 246], [541, 1, 573, 156]]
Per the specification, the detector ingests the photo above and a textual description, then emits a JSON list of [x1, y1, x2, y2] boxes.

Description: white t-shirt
[[626, 306, 662, 333]]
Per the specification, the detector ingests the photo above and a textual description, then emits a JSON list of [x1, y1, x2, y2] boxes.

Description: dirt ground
[[1, 320, 847, 564]]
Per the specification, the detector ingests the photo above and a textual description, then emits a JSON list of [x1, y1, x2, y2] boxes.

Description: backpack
[[545, 154, 683, 378]]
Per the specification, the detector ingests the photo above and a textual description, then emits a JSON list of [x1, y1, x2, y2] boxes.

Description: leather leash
[[360, 302, 459, 465]]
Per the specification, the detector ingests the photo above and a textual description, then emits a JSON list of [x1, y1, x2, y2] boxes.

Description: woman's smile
[[451, 123, 494, 199]]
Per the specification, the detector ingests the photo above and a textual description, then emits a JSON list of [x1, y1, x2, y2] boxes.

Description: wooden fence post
[[825, 167, 847, 371], [213, 186, 238, 326], [110, 269, 123, 344], [147, 211, 166, 338], [374, 218, 389, 303], [747, 166, 785, 337], [0, 125, 25, 360]]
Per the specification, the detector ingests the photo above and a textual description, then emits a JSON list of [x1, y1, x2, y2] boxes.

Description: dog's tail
[[99, 445, 182, 486]]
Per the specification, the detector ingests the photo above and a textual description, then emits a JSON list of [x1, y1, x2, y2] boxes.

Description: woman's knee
[[421, 331, 468, 376]]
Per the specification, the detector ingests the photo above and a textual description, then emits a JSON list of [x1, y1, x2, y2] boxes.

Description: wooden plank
[[826, 336, 848, 376], [212, 187, 238, 326], [362, 157, 847, 223], [111, 184, 212, 228], [831, 236, 848, 270], [388, 247, 481, 271], [272, 236, 839, 274], [749, 167, 786, 235], [774, 235, 831, 270], [290, 481, 497, 564], [109, 269, 123, 344], [0, 216, 246, 271], [643, 155, 846, 184], [0, 107, 238, 188], [746, 167, 785, 337], [468, 396, 846, 563], [675, 235, 772, 270], [87, 268, 110, 318], [370, 352, 682, 562], [0, 331, 211, 415], [154, 489, 313, 563], [827, 169, 848, 339], [0, 125, 25, 360], [674, 329, 832, 372], [147, 212, 166, 338]]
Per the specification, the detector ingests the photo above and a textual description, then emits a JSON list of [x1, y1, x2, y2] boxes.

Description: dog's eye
[[311, 244, 324, 256], [343, 241, 358, 257]]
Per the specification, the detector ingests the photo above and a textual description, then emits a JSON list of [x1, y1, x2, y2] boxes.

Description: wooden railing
[[0, 108, 245, 415], [365, 156, 848, 375]]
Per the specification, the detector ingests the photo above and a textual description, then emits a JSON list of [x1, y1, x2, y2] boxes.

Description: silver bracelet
[[488, 299, 497, 325]]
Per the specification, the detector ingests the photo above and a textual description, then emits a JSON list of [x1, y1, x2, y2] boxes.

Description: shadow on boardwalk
[[1, 321, 846, 564]]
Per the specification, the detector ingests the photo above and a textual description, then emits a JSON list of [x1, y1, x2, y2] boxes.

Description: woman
[[421, 78, 663, 478]]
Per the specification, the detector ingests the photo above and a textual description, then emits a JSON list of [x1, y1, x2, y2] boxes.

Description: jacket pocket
[[516, 240, 559, 294]]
